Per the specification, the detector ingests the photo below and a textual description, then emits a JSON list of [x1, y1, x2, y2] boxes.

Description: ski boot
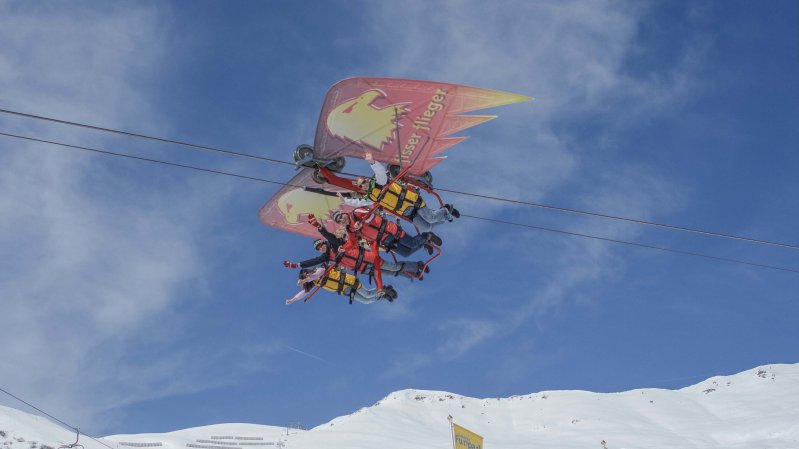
[[444, 204, 460, 219], [383, 285, 398, 302], [426, 232, 443, 246]]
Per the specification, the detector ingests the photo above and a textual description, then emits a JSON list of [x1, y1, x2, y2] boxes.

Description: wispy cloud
[[360, 0, 704, 371], [436, 319, 499, 358], [0, 3, 270, 432], [285, 345, 330, 364]]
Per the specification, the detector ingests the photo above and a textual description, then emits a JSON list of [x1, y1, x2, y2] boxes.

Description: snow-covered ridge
[[2, 364, 797, 449]]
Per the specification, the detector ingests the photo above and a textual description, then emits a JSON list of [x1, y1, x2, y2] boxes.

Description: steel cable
[[1, 107, 796, 251], [2, 130, 797, 275]]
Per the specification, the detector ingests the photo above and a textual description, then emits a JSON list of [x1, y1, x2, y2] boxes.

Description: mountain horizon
[[2, 363, 797, 449]]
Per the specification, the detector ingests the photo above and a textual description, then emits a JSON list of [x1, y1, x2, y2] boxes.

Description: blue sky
[[0, 0, 797, 437]]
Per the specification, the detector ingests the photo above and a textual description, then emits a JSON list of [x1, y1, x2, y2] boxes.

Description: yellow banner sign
[[452, 423, 483, 449]]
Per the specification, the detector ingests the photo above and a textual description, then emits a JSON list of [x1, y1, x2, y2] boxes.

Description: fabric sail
[[259, 77, 531, 238], [313, 77, 531, 176], [257, 169, 354, 239]]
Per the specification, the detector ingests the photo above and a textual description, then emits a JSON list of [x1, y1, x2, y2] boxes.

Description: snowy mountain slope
[[1, 364, 797, 449], [0, 406, 86, 449], [0, 414, 288, 449], [105, 423, 288, 449], [296, 364, 798, 449]]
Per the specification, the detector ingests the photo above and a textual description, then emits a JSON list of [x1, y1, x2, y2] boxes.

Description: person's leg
[[380, 259, 402, 275], [396, 232, 428, 256], [380, 259, 422, 279], [411, 206, 451, 231], [351, 286, 380, 304]]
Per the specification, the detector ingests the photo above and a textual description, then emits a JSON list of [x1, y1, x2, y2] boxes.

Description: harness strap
[[352, 247, 366, 274], [348, 277, 365, 304], [334, 252, 345, 264], [336, 271, 347, 294], [413, 195, 424, 210], [373, 185, 390, 204], [396, 186, 409, 209], [375, 218, 389, 244]]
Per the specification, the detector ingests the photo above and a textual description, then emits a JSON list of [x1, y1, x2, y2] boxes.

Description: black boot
[[427, 232, 443, 246], [444, 204, 461, 219], [383, 285, 398, 302], [416, 262, 430, 276]]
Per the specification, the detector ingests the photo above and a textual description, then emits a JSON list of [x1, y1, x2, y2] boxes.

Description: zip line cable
[[0, 107, 295, 167], [0, 132, 303, 189], [1, 107, 796, 251], [2, 131, 797, 275], [0, 386, 116, 449], [438, 188, 799, 251], [464, 215, 799, 274]]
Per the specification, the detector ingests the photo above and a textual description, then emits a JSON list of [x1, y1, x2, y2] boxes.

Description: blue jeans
[[352, 286, 382, 304], [406, 206, 451, 232], [379, 259, 422, 279], [384, 232, 429, 257]]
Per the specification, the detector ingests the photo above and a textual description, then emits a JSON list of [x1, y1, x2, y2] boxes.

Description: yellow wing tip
[[513, 94, 534, 102], [490, 91, 534, 106]]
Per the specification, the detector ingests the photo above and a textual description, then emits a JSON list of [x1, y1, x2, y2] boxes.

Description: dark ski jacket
[[298, 226, 345, 269]]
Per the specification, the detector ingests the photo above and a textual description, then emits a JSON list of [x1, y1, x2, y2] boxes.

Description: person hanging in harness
[[304, 151, 460, 232], [286, 265, 398, 305], [283, 215, 428, 288], [331, 208, 442, 257], [331, 218, 428, 288], [282, 215, 345, 270]]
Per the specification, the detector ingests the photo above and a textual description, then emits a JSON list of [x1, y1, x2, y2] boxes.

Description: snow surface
[[1, 364, 797, 449]]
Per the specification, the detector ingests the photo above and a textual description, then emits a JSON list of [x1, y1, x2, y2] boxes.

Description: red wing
[[313, 77, 532, 176], [258, 169, 354, 239]]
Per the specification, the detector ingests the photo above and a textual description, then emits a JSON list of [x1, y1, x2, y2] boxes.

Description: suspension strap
[[334, 251, 345, 265], [413, 194, 424, 210], [336, 271, 347, 294], [396, 185, 409, 208], [352, 247, 366, 273], [373, 185, 390, 204], [375, 218, 389, 244]]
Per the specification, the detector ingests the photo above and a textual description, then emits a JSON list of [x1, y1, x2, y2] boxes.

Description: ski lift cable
[[438, 188, 799, 251], [2, 130, 797, 276], [0, 386, 116, 449], [464, 214, 799, 274], [0, 132, 304, 189], [1, 107, 796, 251], [0, 107, 295, 167]]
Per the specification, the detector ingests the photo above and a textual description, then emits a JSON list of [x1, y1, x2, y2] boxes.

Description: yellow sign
[[452, 423, 483, 449]]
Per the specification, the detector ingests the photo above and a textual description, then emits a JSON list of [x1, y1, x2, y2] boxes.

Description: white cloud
[[0, 0, 713, 430], [359, 0, 703, 368], [436, 318, 499, 358], [0, 3, 253, 431], [361, 0, 701, 197]]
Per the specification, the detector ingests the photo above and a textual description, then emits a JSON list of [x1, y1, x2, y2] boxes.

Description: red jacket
[[348, 208, 404, 245], [327, 229, 385, 289]]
